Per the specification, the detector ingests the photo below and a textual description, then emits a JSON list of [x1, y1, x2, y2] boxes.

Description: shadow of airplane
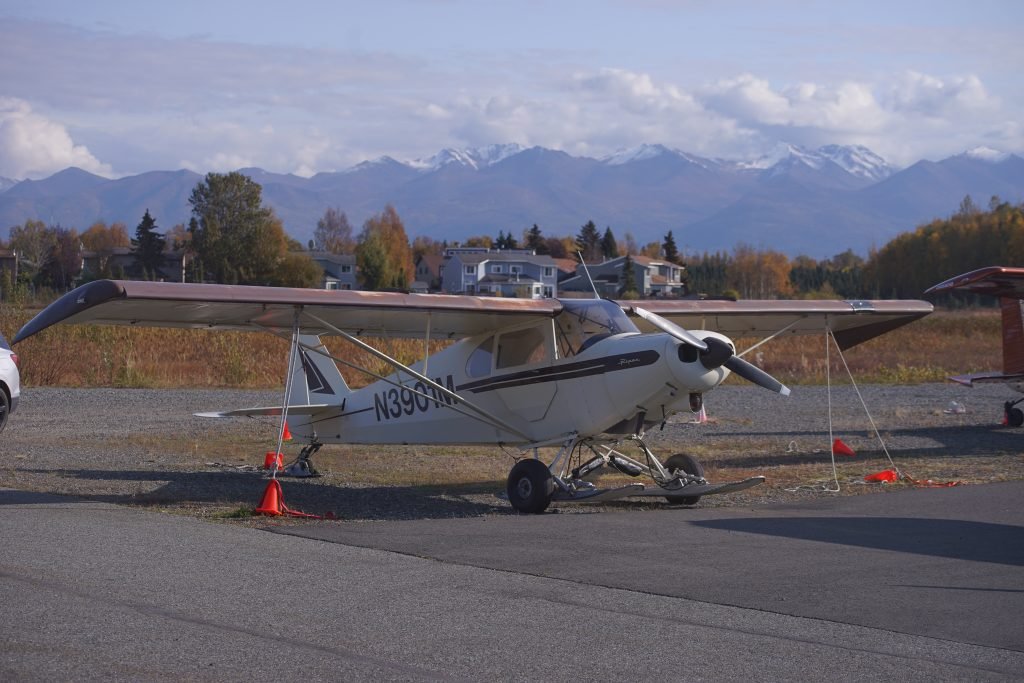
[[6, 468, 512, 522], [692, 516, 1024, 566]]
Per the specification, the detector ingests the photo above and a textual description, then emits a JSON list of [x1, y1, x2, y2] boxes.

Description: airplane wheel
[[1009, 408, 1024, 428], [507, 459, 554, 514], [664, 452, 704, 506], [0, 389, 8, 433]]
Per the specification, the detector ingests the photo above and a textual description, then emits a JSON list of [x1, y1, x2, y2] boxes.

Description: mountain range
[[2, 143, 1022, 257]]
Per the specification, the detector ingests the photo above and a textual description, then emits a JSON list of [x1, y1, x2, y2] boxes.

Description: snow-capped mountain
[[599, 144, 716, 170], [739, 143, 894, 181], [408, 143, 525, 171], [3, 144, 1021, 258], [964, 146, 1011, 163]]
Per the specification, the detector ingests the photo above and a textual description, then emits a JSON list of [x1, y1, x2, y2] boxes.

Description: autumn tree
[[355, 205, 414, 290], [81, 221, 130, 279], [576, 220, 601, 261], [8, 219, 55, 280], [412, 235, 445, 260], [188, 172, 285, 284], [40, 226, 82, 290], [600, 227, 619, 259], [313, 207, 354, 254], [132, 209, 167, 279], [727, 244, 792, 299]]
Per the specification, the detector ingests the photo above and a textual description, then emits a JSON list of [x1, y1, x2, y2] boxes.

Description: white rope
[[829, 328, 898, 471], [271, 310, 301, 479]]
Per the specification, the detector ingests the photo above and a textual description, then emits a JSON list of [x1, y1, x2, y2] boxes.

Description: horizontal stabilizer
[[195, 404, 334, 419]]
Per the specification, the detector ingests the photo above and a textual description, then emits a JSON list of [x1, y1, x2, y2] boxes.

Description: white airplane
[[926, 266, 1024, 426], [14, 280, 932, 512]]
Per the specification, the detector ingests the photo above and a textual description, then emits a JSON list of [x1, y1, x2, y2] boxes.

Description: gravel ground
[[2, 383, 1022, 521]]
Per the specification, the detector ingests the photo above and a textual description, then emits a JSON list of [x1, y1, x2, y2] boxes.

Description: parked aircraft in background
[[14, 280, 931, 512], [926, 266, 1024, 427]]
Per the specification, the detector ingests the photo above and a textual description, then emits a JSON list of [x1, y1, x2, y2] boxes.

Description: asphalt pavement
[[2, 482, 1023, 681]]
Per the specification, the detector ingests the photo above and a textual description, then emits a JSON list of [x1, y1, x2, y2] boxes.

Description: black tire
[[0, 388, 9, 434], [507, 459, 555, 514], [664, 452, 704, 505], [1009, 407, 1024, 428]]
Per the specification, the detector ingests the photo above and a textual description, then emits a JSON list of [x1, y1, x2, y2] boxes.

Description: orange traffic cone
[[282, 422, 293, 441], [832, 438, 856, 457], [255, 479, 284, 516], [864, 468, 898, 483], [263, 451, 284, 470]]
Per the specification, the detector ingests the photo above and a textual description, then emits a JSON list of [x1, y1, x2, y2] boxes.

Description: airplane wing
[[621, 298, 933, 350], [925, 266, 1024, 298], [13, 279, 561, 343]]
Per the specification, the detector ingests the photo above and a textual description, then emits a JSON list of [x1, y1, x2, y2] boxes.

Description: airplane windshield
[[554, 299, 639, 357]]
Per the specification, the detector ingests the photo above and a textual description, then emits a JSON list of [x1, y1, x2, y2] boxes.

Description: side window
[[496, 327, 550, 370], [466, 336, 494, 378]]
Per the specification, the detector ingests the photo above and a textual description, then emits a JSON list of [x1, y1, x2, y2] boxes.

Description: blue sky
[[1, 0, 1021, 178]]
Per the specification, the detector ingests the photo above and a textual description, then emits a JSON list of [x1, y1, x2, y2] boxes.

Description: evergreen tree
[[619, 253, 639, 298], [526, 224, 549, 254], [662, 230, 682, 264], [600, 227, 619, 259], [132, 209, 166, 278], [576, 220, 601, 261]]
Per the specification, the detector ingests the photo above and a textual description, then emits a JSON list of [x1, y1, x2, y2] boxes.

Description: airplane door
[[493, 325, 557, 422]]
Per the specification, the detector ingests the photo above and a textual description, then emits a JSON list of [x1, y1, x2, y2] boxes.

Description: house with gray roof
[[560, 255, 687, 298], [441, 247, 558, 298]]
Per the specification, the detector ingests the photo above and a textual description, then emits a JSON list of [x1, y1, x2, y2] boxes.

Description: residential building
[[441, 247, 559, 298], [308, 251, 358, 290], [560, 255, 687, 298], [413, 253, 445, 292]]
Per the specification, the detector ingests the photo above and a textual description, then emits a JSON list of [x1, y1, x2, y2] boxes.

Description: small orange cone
[[282, 422, 293, 441], [255, 479, 284, 516], [263, 451, 284, 470], [865, 469, 898, 483], [832, 438, 856, 457]]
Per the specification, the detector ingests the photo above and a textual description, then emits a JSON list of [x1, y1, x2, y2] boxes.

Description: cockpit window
[[554, 299, 639, 356], [496, 326, 550, 369], [466, 336, 494, 378]]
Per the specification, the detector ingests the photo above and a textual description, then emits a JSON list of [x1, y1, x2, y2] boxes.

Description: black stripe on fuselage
[[457, 350, 660, 394]]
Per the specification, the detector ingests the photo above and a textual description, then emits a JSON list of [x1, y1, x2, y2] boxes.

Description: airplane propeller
[[631, 306, 791, 396]]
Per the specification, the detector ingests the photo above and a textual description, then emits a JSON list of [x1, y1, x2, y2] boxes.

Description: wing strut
[[301, 311, 533, 442]]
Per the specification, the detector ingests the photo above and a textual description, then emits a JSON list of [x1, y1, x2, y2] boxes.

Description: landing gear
[[1006, 400, 1024, 427], [281, 441, 323, 477], [663, 453, 705, 505], [506, 458, 555, 514], [503, 435, 764, 512]]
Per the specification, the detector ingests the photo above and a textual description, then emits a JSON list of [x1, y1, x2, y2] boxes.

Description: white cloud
[[0, 98, 112, 179]]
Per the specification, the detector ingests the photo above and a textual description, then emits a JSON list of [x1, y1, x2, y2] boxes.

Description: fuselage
[[286, 299, 733, 446]]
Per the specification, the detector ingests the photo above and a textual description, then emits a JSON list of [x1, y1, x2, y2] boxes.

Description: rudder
[[289, 335, 349, 406]]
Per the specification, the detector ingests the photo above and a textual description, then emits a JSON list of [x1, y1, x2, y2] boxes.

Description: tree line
[[3, 176, 1021, 304]]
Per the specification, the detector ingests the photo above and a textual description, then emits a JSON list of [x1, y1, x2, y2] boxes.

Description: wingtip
[[780, 386, 792, 397]]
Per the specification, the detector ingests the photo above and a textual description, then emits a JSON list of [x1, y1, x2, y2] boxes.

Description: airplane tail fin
[[1001, 297, 1024, 375], [289, 334, 350, 406]]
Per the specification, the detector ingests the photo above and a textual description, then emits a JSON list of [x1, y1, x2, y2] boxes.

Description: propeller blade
[[724, 356, 791, 396], [630, 306, 708, 351]]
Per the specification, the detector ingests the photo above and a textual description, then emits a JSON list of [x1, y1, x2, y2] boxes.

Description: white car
[[0, 331, 19, 433]]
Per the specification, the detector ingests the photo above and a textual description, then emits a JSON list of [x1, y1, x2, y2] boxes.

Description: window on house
[[543, 267, 554, 277], [326, 282, 338, 290], [510, 265, 522, 274], [464, 266, 474, 275], [491, 264, 503, 273], [340, 265, 352, 273]]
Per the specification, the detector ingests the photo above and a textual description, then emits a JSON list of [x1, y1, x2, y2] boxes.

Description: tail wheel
[[507, 459, 554, 514], [1008, 407, 1024, 428], [664, 452, 704, 506]]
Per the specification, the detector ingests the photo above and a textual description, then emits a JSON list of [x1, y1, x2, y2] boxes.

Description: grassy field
[[0, 304, 1000, 389]]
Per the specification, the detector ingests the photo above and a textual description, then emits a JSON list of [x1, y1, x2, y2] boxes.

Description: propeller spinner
[[631, 305, 791, 396]]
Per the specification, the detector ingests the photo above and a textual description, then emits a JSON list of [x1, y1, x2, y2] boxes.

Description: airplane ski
[[552, 483, 646, 502], [643, 476, 767, 499]]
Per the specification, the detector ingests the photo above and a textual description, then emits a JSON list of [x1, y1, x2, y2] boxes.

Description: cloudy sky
[[1, 0, 1021, 179]]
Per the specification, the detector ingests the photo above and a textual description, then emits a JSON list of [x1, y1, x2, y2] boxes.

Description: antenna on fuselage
[[577, 251, 600, 300]]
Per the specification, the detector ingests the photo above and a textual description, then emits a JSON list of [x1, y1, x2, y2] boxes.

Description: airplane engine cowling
[[666, 332, 732, 394]]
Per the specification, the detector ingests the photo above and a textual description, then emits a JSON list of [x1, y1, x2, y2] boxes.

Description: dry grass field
[[0, 304, 1002, 389]]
